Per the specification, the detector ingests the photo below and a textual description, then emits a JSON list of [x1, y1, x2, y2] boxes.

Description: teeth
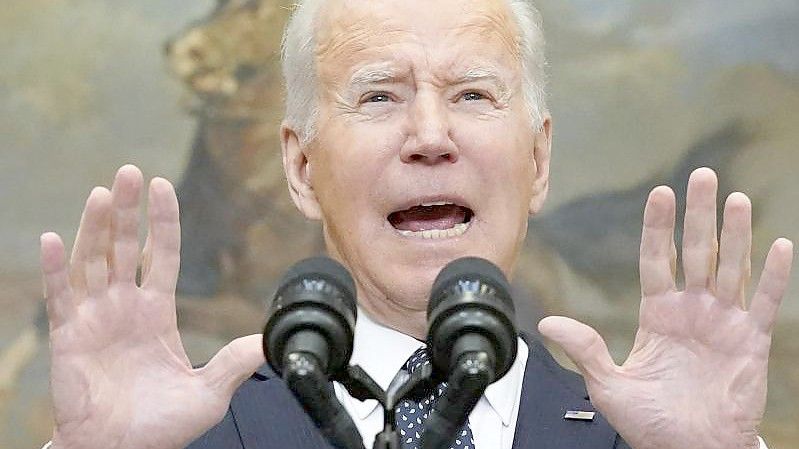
[[397, 222, 470, 239], [419, 201, 453, 207]]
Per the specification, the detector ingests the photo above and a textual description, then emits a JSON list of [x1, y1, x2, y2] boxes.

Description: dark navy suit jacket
[[187, 335, 629, 449]]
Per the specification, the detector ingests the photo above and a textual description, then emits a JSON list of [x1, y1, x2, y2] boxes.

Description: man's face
[[283, 0, 551, 335]]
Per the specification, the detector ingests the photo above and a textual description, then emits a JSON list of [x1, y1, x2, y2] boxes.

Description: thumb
[[201, 334, 266, 395], [538, 316, 615, 382]]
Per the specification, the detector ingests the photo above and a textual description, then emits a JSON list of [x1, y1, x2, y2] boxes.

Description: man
[[39, 0, 793, 448]]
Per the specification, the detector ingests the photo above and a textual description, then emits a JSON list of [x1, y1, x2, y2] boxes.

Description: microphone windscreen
[[429, 256, 513, 314], [426, 256, 517, 381], [265, 256, 357, 378], [278, 256, 358, 311]]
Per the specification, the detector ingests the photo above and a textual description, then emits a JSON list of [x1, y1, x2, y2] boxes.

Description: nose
[[400, 93, 459, 164]]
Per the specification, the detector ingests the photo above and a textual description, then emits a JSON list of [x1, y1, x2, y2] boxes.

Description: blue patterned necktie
[[395, 347, 477, 449]]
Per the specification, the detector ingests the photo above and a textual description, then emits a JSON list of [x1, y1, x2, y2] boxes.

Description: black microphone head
[[263, 257, 357, 378], [429, 257, 513, 313], [279, 256, 358, 305], [427, 257, 517, 381]]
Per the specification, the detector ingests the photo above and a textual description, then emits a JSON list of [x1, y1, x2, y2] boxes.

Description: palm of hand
[[50, 287, 216, 449], [602, 291, 767, 449], [41, 166, 264, 449], [539, 169, 793, 449]]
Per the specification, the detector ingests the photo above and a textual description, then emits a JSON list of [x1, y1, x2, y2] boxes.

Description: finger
[[110, 165, 144, 285], [538, 316, 615, 382], [749, 238, 794, 332], [201, 334, 266, 395], [682, 168, 719, 292], [140, 232, 152, 284], [141, 178, 181, 295], [41, 232, 75, 329], [85, 208, 112, 298], [639, 186, 677, 297], [716, 193, 752, 308], [69, 187, 112, 298]]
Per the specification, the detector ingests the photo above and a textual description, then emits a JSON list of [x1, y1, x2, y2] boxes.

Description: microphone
[[263, 257, 365, 449], [422, 257, 518, 449]]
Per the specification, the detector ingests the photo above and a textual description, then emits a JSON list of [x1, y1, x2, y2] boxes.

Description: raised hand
[[40, 165, 265, 449], [538, 168, 794, 449]]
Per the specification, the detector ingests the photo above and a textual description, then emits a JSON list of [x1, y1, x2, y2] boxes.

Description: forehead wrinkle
[[314, 0, 523, 99], [315, 1, 411, 65], [447, 6, 521, 62], [317, 27, 384, 63]]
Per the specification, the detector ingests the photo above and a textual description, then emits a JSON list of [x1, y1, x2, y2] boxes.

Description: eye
[[364, 93, 392, 103], [461, 91, 486, 101]]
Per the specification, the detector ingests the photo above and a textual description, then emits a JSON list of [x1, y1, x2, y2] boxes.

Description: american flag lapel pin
[[564, 410, 595, 421]]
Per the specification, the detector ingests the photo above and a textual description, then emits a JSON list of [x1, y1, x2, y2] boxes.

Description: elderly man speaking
[[38, 0, 793, 449]]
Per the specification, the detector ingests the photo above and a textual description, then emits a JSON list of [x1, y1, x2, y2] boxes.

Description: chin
[[383, 245, 494, 301]]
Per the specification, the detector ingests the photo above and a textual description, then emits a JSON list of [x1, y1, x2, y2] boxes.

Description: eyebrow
[[349, 65, 404, 86], [457, 66, 500, 82], [451, 66, 511, 102]]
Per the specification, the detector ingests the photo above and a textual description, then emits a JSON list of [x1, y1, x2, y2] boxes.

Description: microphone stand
[[369, 362, 435, 449], [420, 350, 494, 449], [333, 349, 489, 449], [332, 361, 437, 449]]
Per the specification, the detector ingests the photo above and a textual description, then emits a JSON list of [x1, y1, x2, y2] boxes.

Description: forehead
[[314, 0, 521, 83]]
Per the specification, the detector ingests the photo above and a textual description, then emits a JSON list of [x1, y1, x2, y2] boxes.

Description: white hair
[[281, 0, 548, 144]]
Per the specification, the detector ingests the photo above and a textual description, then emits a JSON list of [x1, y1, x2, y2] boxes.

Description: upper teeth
[[397, 222, 470, 239], [420, 201, 452, 207]]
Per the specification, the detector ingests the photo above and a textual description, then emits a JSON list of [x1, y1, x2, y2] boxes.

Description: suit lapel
[[512, 334, 618, 449], [230, 337, 619, 449], [231, 365, 334, 449]]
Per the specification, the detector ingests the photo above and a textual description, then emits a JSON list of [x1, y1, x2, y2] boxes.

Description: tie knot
[[404, 346, 431, 374]]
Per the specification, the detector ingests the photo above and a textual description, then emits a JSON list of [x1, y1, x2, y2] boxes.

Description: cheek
[[451, 117, 535, 255], [453, 117, 535, 194], [311, 121, 405, 219]]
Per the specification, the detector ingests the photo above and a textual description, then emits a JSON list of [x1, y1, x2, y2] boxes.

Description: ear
[[281, 122, 323, 220], [528, 115, 552, 215]]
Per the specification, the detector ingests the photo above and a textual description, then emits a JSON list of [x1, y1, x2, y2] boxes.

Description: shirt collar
[[343, 309, 528, 426], [345, 309, 425, 420], [483, 336, 528, 427]]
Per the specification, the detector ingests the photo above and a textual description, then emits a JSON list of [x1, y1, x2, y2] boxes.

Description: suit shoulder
[[523, 332, 590, 399], [186, 407, 244, 449], [515, 334, 621, 449]]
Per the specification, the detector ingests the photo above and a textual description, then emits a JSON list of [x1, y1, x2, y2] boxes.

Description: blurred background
[[1, 0, 797, 446]]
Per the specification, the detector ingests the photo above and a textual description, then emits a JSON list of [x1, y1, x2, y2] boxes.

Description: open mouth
[[387, 201, 474, 239]]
